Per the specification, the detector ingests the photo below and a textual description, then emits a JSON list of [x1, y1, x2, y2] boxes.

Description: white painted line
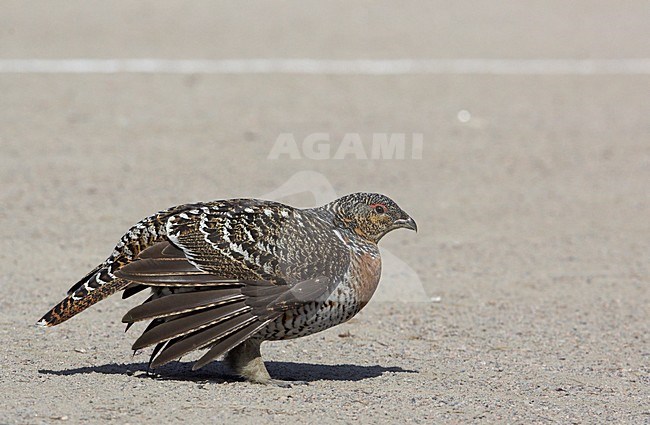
[[0, 59, 649, 75]]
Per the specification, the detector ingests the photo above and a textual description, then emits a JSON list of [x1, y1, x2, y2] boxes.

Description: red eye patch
[[370, 203, 387, 214]]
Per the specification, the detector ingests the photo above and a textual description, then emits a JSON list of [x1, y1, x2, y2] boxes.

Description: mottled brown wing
[[164, 200, 352, 287]]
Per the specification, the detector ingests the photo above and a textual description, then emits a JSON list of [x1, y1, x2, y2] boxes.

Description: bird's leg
[[224, 339, 270, 383], [224, 339, 307, 387]]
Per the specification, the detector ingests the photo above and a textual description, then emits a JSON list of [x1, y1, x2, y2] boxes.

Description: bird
[[38, 192, 417, 386]]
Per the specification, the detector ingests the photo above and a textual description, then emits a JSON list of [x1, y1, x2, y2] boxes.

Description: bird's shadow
[[39, 360, 416, 384]]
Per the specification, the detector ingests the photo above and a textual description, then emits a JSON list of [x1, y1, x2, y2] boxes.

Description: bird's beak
[[394, 216, 418, 232]]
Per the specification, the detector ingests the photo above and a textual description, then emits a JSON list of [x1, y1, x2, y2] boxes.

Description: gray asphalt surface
[[1, 1, 649, 424]]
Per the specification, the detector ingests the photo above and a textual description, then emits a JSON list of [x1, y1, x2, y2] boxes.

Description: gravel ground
[[1, 2, 649, 424]]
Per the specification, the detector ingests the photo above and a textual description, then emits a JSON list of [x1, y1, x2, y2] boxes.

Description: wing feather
[[149, 312, 262, 368], [122, 289, 244, 323], [131, 302, 251, 350]]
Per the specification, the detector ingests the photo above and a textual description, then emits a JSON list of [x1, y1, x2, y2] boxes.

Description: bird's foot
[[226, 339, 309, 387]]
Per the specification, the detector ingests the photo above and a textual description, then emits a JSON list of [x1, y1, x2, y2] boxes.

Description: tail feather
[[66, 264, 104, 295], [38, 207, 176, 327], [37, 270, 129, 327]]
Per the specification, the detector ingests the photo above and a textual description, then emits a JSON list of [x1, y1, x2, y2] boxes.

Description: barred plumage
[[38, 193, 416, 385]]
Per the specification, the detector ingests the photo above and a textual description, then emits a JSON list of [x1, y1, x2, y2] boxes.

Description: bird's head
[[328, 192, 417, 243]]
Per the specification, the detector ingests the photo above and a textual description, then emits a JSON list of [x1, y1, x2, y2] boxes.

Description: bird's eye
[[374, 205, 385, 214]]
